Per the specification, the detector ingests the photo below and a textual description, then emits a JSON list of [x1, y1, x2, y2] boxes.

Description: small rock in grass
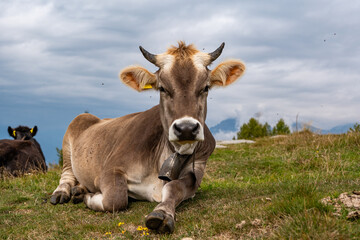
[[322, 191, 360, 219], [339, 193, 360, 209]]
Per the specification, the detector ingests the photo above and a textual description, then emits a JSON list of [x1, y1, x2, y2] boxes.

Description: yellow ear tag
[[30, 128, 33, 134], [143, 84, 152, 89], [13, 130, 16, 137]]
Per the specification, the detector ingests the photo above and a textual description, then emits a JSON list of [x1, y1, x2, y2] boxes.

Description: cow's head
[[8, 126, 38, 140], [120, 42, 245, 154]]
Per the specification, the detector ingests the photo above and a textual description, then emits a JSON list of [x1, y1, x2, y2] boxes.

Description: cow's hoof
[[145, 210, 175, 233], [71, 186, 87, 204], [72, 194, 85, 204], [50, 191, 70, 205]]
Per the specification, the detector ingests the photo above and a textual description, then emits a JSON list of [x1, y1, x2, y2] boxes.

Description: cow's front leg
[[84, 169, 128, 212], [146, 173, 196, 233]]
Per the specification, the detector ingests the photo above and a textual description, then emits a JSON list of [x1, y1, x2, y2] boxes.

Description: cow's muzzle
[[174, 122, 200, 141], [169, 117, 204, 143]]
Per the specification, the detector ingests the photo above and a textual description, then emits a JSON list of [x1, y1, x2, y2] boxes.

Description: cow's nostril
[[192, 123, 200, 135], [173, 123, 182, 138]]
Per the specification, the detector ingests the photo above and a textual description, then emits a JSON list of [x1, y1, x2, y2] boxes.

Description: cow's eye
[[159, 85, 173, 97], [159, 86, 172, 96], [200, 86, 209, 95], [159, 86, 166, 92]]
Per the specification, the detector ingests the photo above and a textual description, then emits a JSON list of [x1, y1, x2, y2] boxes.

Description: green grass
[[1, 132, 360, 239]]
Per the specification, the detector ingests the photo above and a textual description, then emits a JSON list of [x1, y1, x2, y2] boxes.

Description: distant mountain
[[323, 123, 355, 134], [291, 122, 356, 134], [209, 118, 357, 136], [209, 118, 237, 135]]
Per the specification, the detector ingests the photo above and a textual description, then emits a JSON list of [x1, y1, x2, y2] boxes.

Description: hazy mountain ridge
[[210, 118, 357, 136], [291, 122, 356, 134], [209, 118, 238, 134]]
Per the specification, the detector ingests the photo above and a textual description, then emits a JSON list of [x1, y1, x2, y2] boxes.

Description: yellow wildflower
[[121, 230, 126, 234], [118, 222, 125, 227], [137, 226, 143, 231], [105, 231, 112, 235]]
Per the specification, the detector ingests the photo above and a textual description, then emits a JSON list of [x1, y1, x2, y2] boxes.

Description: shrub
[[348, 122, 360, 133], [237, 118, 291, 140], [237, 118, 270, 139], [273, 118, 291, 135], [56, 147, 63, 167]]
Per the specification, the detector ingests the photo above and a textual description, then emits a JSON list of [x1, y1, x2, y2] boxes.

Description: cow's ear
[[31, 126, 38, 136], [119, 66, 157, 92], [210, 60, 245, 87], [8, 126, 16, 138]]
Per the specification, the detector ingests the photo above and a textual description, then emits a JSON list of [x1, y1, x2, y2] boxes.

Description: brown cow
[[0, 126, 47, 176], [50, 42, 245, 233]]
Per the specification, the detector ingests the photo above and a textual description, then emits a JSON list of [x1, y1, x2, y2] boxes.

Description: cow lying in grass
[[0, 126, 47, 176], [50, 42, 245, 233]]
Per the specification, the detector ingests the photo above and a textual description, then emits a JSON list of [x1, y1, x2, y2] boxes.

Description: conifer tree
[[272, 118, 290, 135], [238, 118, 269, 139]]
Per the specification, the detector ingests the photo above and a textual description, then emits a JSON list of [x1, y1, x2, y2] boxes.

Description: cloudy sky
[[1, 0, 359, 163]]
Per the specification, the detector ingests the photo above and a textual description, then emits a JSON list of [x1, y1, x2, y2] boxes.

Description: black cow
[[0, 126, 47, 176]]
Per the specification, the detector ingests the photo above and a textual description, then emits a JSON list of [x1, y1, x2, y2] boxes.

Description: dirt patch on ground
[[321, 191, 360, 219]]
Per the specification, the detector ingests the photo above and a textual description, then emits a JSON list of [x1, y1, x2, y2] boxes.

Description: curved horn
[[209, 42, 225, 62], [139, 46, 158, 66]]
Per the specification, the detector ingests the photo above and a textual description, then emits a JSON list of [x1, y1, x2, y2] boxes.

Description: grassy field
[[1, 132, 360, 239]]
